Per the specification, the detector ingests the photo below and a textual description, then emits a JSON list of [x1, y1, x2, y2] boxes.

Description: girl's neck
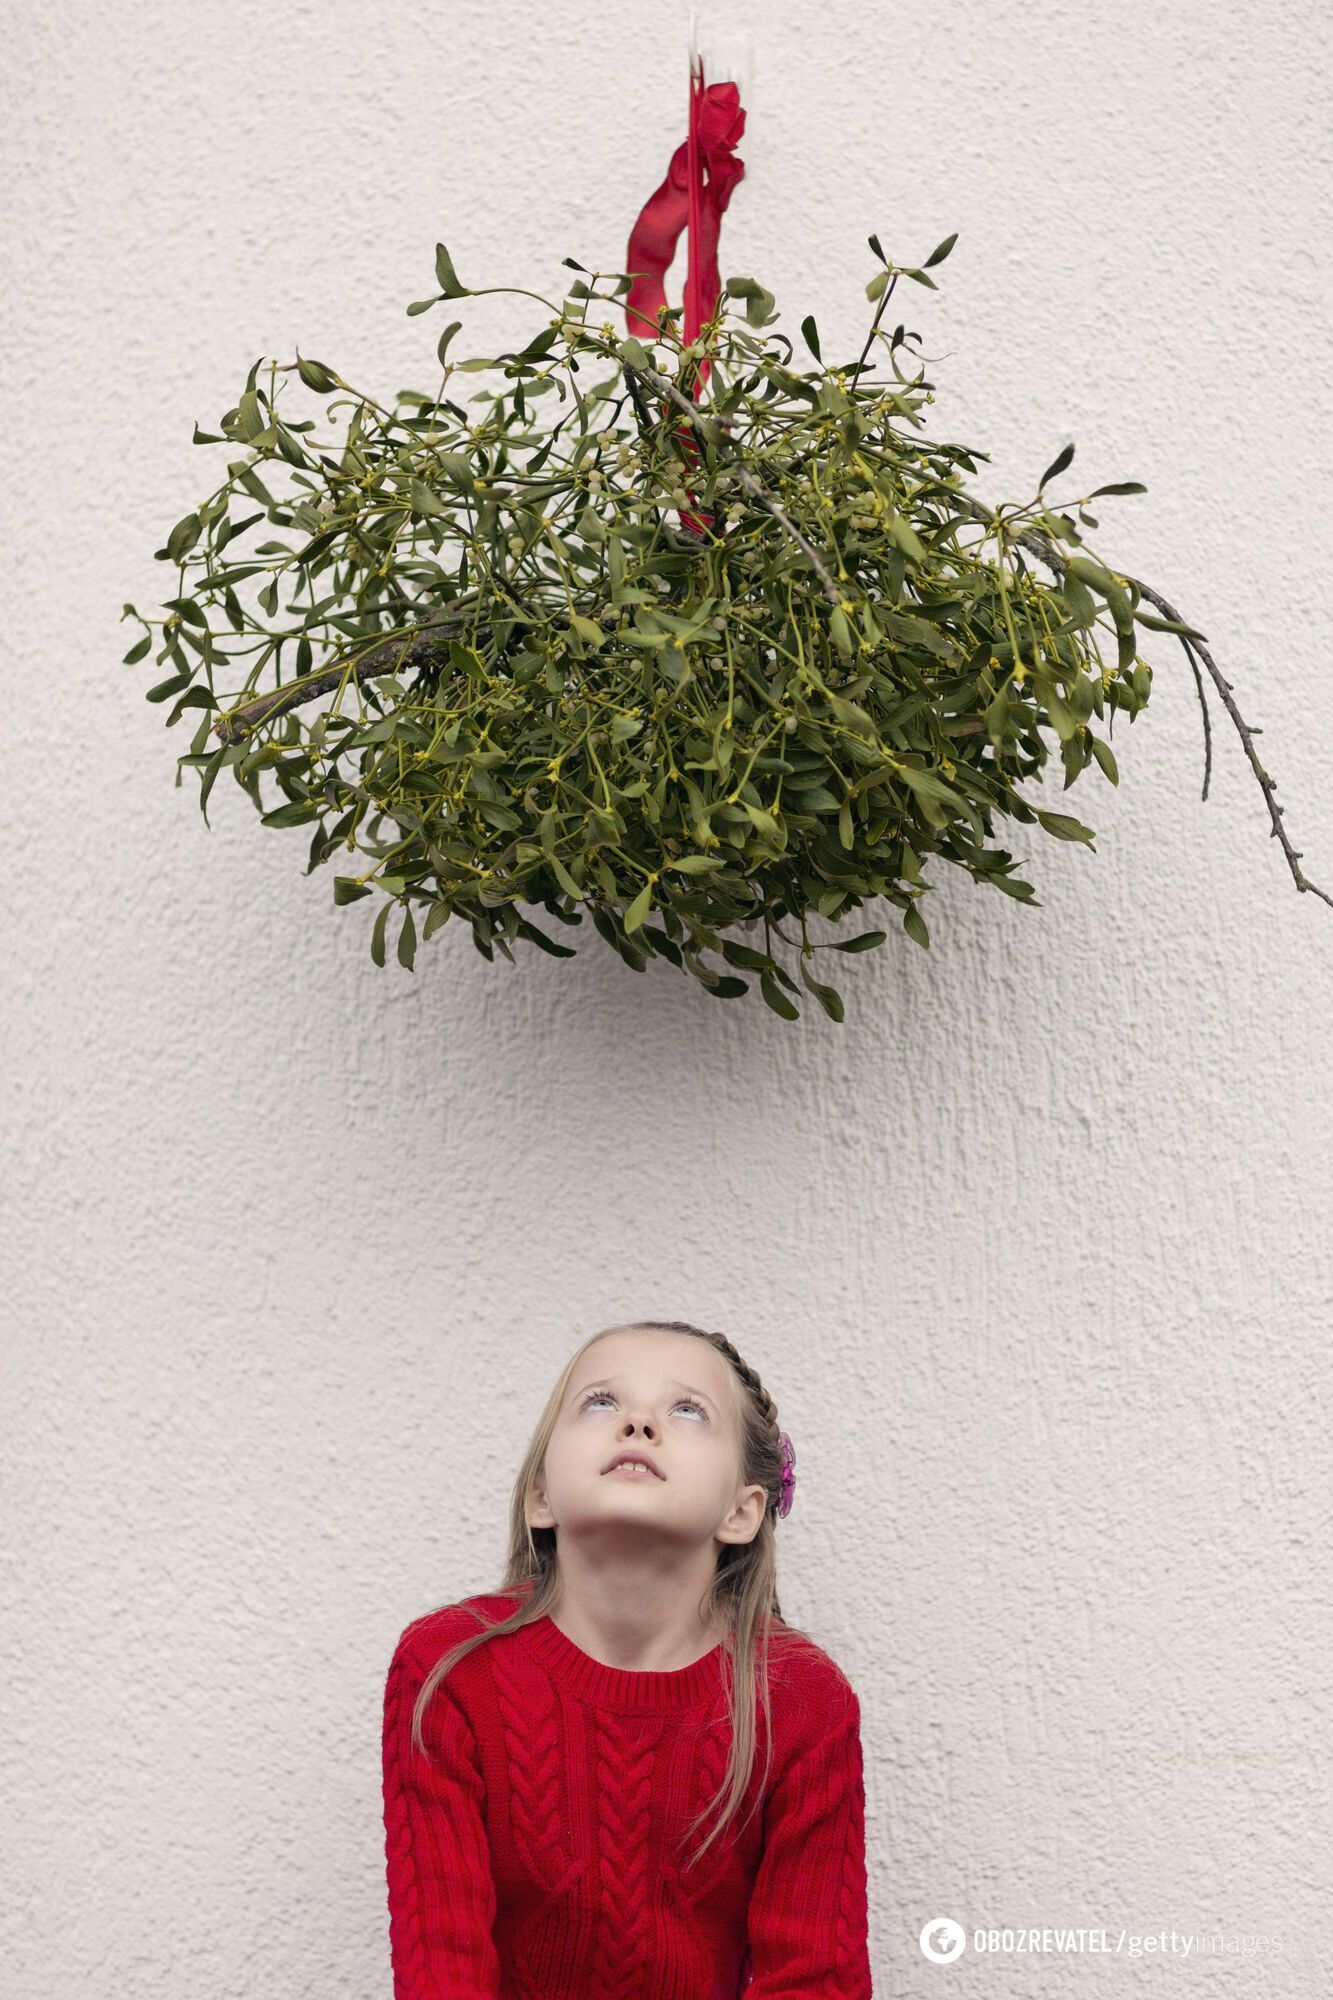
[[547, 1593, 724, 1673]]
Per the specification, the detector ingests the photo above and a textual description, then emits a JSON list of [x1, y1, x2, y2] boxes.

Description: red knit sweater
[[381, 1591, 872, 1999]]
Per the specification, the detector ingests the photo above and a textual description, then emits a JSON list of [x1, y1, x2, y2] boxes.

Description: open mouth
[[603, 1461, 662, 1479]]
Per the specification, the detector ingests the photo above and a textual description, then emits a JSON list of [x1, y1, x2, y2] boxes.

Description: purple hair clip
[[776, 1430, 797, 1519]]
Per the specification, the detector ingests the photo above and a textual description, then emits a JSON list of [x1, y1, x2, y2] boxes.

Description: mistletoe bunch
[[125, 235, 1324, 1020]]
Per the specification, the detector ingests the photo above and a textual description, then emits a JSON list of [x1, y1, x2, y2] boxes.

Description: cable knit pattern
[[381, 1592, 873, 1999], [592, 1716, 662, 1998], [485, 1631, 571, 1893], [676, 1712, 731, 1904]]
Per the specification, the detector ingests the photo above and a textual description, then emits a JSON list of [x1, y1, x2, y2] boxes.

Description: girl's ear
[[527, 1479, 555, 1529], [716, 1482, 767, 1546]]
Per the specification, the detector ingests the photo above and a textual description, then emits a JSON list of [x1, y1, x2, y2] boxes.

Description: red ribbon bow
[[625, 67, 746, 533]]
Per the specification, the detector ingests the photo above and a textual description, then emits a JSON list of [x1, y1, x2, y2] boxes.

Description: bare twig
[[210, 607, 475, 745], [852, 270, 900, 383], [954, 499, 1331, 908]]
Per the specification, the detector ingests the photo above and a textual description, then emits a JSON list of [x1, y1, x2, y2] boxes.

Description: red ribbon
[[625, 66, 746, 534]]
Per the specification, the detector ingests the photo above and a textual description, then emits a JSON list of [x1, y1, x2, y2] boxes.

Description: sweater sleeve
[[744, 1678, 873, 1998], [381, 1632, 502, 2000]]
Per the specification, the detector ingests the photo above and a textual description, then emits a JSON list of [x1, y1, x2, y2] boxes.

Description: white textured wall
[[3, 2, 1330, 1994]]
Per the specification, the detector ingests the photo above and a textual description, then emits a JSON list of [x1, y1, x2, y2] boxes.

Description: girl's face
[[529, 1329, 766, 1548]]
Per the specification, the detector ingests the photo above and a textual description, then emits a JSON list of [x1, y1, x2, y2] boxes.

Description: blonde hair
[[409, 1317, 815, 1873]]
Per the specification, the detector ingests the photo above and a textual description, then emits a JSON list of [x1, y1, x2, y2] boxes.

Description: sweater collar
[[523, 1613, 727, 1710]]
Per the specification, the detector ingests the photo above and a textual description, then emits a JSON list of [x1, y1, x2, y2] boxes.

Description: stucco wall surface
[[2, 2, 1330, 1995]]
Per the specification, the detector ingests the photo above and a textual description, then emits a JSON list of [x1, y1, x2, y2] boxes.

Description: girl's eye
[[577, 1390, 707, 1421]]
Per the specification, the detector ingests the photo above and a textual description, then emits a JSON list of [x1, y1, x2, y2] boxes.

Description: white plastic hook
[[687, 11, 753, 99]]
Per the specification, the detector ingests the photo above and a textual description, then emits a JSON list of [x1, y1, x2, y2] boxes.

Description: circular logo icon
[[919, 1917, 967, 1964]]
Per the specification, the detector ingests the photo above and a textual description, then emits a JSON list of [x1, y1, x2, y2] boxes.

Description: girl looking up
[[381, 1317, 873, 1997]]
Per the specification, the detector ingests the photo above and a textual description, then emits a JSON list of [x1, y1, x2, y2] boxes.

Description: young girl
[[381, 1316, 873, 1998]]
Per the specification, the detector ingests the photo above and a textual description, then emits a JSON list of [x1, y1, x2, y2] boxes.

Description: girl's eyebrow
[[571, 1375, 719, 1414]]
